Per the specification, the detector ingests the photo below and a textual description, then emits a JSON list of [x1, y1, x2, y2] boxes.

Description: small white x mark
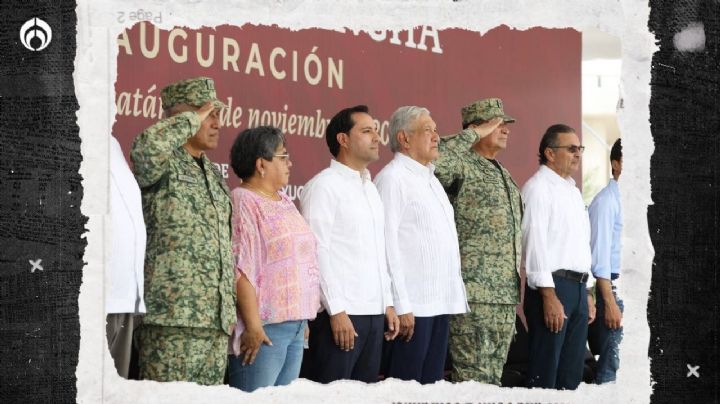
[[687, 364, 700, 378], [29, 259, 43, 273]]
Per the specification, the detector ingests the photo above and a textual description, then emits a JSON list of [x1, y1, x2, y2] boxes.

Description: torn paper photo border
[[75, 0, 656, 402]]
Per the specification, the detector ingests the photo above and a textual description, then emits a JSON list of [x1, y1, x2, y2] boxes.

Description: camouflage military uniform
[[130, 77, 235, 385], [137, 326, 229, 385], [434, 99, 523, 385]]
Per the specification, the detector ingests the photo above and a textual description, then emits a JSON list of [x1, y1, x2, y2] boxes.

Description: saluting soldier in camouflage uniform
[[434, 98, 523, 385], [130, 77, 236, 385]]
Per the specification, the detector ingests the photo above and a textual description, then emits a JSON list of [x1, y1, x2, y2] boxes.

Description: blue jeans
[[228, 320, 306, 392], [588, 289, 624, 384]]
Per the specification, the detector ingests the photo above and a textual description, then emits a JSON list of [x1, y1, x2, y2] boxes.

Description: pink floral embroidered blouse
[[229, 188, 321, 355]]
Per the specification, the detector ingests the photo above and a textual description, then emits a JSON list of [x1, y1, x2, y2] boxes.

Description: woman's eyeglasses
[[274, 153, 290, 162]]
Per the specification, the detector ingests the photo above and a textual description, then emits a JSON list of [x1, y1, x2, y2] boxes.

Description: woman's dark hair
[[325, 105, 369, 157], [230, 126, 285, 180], [538, 123, 575, 165]]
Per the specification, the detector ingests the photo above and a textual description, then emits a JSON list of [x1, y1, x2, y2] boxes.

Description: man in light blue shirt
[[588, 138, 623, 384]]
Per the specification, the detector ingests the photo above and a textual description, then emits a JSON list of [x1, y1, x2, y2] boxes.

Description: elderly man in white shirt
[[521, 124, 596, 390], [374, 106, 469, 384], [106, 136, 146, 378], [300, 105, 399, 384]]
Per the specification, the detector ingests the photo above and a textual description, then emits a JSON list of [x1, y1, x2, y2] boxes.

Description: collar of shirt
[[608, 178, 620, 197], [467, 149, 507, 172], [329, 159, 372, 182], [539, 164, 576, 187], [178, 147, 209, 168], [395, 152, 435, 178]]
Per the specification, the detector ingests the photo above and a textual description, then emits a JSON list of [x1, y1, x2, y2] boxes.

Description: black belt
[[552, 269, 589, 283]]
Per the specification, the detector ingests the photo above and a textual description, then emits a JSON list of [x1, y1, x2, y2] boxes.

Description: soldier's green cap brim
[[186, 99, 226, 110], [211, 100, 228, 110], [465, 114, 516, 125]]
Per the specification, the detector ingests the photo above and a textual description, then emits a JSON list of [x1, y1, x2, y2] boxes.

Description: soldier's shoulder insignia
[[178, 174, 197, 183]]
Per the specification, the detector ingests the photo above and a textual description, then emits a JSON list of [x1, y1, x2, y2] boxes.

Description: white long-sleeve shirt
[[106, 136, 147, 314], [374, 153, 469, 317], [300, 159, 393, 316], [521, 165, 594, 290]]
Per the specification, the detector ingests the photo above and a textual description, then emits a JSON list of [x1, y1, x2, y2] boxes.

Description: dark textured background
[[0, 0, 717, 403], [647, 0, 719, 402], [0, 1, 85, 403]]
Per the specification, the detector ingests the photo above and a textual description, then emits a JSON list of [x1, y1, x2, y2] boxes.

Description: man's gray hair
[[388, 106, 431, 153]]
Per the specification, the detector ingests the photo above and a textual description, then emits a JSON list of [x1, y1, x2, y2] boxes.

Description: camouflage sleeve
[[434, 128, 479, 188], [130, 111, 201, 188], [439, 128, 480, 154]]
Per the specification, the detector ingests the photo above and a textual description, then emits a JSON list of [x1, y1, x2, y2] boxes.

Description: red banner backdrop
[[113, 23, 581, 199]]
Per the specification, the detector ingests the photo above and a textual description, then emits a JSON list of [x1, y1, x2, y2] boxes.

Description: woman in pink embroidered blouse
[[227, 126, 320, 392]]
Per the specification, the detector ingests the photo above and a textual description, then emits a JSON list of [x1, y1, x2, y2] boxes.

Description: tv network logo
[[20, 18, 52, 51]]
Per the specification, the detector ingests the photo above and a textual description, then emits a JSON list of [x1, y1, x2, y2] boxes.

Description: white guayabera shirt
[[300, 159, 393, 316], [374, 153, 469, 317]]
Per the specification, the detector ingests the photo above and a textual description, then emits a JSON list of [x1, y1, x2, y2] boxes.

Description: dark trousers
[[302, 311, 384, 383], [386, 314, 450, 384], [525, 275, 588, 390], [106, 313, 139, 379]]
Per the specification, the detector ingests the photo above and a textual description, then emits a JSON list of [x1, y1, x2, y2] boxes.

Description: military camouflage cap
[[461, 98, 515, 126], [161, 77, 227, 111]]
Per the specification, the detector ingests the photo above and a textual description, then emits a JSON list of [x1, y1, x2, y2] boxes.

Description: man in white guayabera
[[374, 106, 469, 384], [106, 135, 146, 379]]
